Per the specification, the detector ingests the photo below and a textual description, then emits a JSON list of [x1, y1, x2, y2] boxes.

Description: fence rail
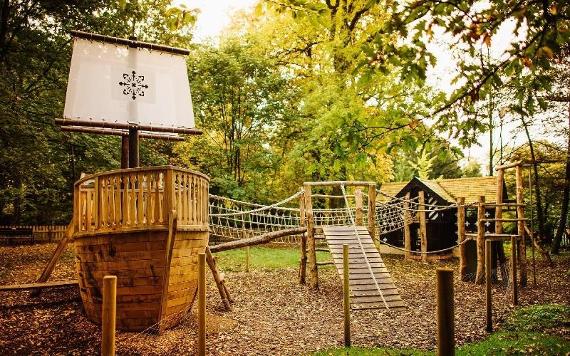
[[0, 225, 68, 242]]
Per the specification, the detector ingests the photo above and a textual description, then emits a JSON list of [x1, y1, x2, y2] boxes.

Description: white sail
[[63, 37, 195, 130]]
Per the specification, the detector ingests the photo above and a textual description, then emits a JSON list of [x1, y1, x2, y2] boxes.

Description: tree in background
[[174, 39, 299, 201], [0, 0, 196, 224]]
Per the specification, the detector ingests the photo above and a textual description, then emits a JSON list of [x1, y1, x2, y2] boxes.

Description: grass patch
[[313, 347, 430, 355], [503, 304, 570, 333], [313, 304, 570, 356], [214, 245, 332, 272], [457, 332, 569, 355]]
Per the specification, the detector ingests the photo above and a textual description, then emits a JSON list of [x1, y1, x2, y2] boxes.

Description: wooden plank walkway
[[322, 226, 405, 310]]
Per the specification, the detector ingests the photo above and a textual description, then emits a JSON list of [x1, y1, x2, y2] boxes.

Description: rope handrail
[[210, 190, 303, 217]]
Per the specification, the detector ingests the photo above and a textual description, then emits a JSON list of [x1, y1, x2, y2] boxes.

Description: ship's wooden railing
[[74, 166, 209, 235]]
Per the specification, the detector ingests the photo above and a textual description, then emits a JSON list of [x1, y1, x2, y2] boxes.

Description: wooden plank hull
[[74, 228, 208, 331]]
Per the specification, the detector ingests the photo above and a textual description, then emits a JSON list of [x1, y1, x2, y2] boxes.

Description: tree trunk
[[552, 103, 570, 254], [521, 114, 548, 244]]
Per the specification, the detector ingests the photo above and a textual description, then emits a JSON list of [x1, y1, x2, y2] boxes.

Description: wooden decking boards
[[322, 226, 405, 310]]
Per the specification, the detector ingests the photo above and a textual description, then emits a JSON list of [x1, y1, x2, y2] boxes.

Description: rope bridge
[[208, 185, 466, 254]]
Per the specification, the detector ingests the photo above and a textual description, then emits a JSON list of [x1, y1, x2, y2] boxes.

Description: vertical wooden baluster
[[100, 179, 106, 229], [86, 187, 92, 231], [129, 174, 136, 225], [137, 173, 144, 226], [110, 177, 116, 228], [177, 173, 182, 222], [155, 173, 161, 224], [123, 175, 129, 227], [186, 174, 191, 224], [145, 172, 152, 225], [115, 176, 122, 228], [94, 177, 100, 231], [191, 176, 196, 225]]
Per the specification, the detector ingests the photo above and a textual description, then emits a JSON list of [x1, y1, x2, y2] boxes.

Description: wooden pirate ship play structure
[[53, 31, 208, 331]]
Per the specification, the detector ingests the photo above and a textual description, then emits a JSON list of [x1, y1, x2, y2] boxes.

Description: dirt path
[[1, 244, 568, 355]]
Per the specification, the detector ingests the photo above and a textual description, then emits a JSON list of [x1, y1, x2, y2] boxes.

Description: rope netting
[[207, 185, 471, 252]]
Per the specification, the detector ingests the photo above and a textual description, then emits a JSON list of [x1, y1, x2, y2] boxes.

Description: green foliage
[[457, 332, 570, 355], [314, 347, 430, 355]]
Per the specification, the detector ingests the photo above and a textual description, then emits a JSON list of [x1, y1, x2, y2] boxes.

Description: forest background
[[0, 0, 568, 252]]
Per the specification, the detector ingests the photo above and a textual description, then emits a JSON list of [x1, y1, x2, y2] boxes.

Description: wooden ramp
[[322, 226, 405, 310]]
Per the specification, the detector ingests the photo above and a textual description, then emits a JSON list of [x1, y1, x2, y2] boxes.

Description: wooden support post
[[457, 197, 468, 281], [121, 136, 129, 169], [304, 184, 318, 290], [343, 244, 351, 347], [419, 190, 428, 262], [299, 194, 307, 284], [159, 211, 177, 330], [31, 223, 74, 297], [515, 165, 527, 287], [404, 192, 411, 260], [102, 275, 117, 356], [485, 239, 492, 332], [437, 268, 455, 356], [128, 128, 139, 168], [198, 252, 206, 356], [245, 246, 250, 273], [355, 188, 363, 226], [205, 247, 231, 311], [495, 168, 509, 284], [476, 196, 486, 284], [511, 236, 518, 305], [367, 185, 376, 240]]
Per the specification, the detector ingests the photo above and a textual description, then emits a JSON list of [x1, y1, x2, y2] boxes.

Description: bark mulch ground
[[0, 243, 568, 355]]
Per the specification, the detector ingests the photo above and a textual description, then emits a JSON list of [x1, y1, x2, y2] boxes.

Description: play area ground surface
[[0, 243, 569, 355]]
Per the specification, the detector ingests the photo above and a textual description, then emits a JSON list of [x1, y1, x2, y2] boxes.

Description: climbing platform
[[322, 226, 405, 310]]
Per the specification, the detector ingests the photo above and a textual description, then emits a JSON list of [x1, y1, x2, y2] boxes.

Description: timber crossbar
[[303, 181, 376, 187], [74, 166, 209, 236]]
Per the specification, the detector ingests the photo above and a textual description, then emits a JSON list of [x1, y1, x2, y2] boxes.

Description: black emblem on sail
[[119, 70, 149, 100]]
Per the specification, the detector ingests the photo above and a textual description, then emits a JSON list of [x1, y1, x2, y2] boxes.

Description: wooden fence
[[0, 225, 68, 242]]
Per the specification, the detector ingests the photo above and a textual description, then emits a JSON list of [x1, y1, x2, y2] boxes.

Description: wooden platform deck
[[322, 226, 405, 310]]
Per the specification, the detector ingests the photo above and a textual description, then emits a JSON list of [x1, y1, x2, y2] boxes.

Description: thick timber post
[[343, 244, 351, 347], [436, 268, 455, 356], [198, 253, 206, 356], [485, 239, 493, 332], [511, 235, 518, 305], [304, 184, 318, 289], [515, 164, 527, 287], [121, 136, 129, 169], [128, 128, 139, 168], [102, 275, 117, 356], [495, 168, 509, 283], [419, 190, 428, 262], [457, 197, 468, 281], [355, 188, 363, 226], [476, 196, 486, 284], [404, 192, 412, 260], [299, 193, 307, 284], [367, 184, 376, 240]]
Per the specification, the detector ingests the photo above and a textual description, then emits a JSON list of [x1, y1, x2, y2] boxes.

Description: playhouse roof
[[379, 176, 501, 203]]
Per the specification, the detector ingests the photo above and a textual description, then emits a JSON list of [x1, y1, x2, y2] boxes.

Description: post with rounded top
[[303, 183, 318, 289], [102, 275, 117, 356], [436, 268, 455, 356], [476, 196, 486, 284], [457, 197, 467, 281], [418, 190, 428, 262], [367, 184, 376, 241], [404, 192, 411, 259]]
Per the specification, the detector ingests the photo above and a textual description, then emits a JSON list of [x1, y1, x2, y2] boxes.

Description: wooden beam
[[303, 181, 376, 187], [485, 239, 493, 332], [475, 196, 486, 284], [418, 191, 427, 262], [495, 161, 523, 170], [304, 184, 318, 290], [457, 197, 468, 281], [367, 185, 376, 240], [436, 268, 455, 356], [0, 280, 78, 291], [209, 227, 307, 253], [515, 165, 527, 287], [159, 211, 177, 332], [404, 192, 411, 260], [55, 118, 202, 135], [30, 223, 74, 297], [60, 126, 184, 141], [205, 247, 231, 311], [129, 128, 140, 168], [355, 188, 363, 226]]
